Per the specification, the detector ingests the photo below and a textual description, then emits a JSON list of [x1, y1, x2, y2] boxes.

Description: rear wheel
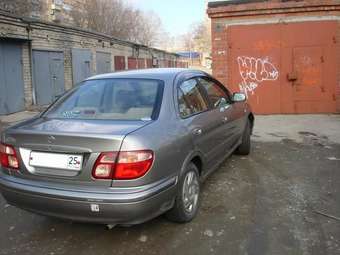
[[166, 163, 200, 223], [235, 120, 251, 155]]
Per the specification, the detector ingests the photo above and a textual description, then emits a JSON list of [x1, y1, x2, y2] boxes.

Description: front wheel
[[165, 163, 200, 223], [235, 120, 251, 155]]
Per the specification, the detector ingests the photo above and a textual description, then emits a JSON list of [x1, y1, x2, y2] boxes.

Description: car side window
[[198, 78, 232, 109], [178, 79, 209, 118]]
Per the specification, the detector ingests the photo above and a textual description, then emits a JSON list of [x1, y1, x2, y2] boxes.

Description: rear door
[[197, 77, 241, 152], [178, 78, 227, 170]]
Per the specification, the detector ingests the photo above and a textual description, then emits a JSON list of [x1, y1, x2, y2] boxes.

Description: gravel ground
[[0, 114, 339, 255]]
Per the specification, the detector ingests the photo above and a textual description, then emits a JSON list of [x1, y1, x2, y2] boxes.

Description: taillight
[[92, 150, 154, 180], [0, 143, 19, 169], [92, 152, 117, 179], [114, 150, 153, 180]]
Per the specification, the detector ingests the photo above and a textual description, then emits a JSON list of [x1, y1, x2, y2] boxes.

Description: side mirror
[[232, 92, 246, 102]]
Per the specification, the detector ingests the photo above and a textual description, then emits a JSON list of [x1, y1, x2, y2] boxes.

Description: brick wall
[[211, 19, 228, 88], [21, 43, 33, 108], [0, 12, 187, 112], [337, 21, 340, 112]]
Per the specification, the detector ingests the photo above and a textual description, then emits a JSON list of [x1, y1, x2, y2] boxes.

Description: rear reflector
[[0, 143, 19, 169], [92, 150, 154, 180]]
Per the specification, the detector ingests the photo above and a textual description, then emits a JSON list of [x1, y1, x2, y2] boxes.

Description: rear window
[[44, 79, 163, 120]]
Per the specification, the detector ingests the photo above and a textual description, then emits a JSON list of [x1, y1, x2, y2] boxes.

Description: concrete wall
[[0, 11, 187, 112]]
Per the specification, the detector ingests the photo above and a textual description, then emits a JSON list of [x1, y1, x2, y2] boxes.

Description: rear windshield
[[44, 78, 163, 120]]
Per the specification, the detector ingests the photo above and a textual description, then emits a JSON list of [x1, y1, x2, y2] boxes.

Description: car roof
[[86, 68, 209, 81]]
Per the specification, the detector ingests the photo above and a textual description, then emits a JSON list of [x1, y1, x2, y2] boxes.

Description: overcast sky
[[128, 0, 208, 36]]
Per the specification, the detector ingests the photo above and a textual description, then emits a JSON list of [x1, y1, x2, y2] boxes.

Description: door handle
[[192, 128, 202, 135], [222, 117, 228, 123]]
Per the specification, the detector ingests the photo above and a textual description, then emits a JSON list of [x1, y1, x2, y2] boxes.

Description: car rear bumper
[[0, 174, 177, 225]]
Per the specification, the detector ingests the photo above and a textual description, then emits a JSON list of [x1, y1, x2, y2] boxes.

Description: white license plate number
[[29, 152, 83, 171]]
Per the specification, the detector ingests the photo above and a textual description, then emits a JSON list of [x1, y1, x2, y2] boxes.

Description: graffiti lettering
[[237, 56, 279, 96]]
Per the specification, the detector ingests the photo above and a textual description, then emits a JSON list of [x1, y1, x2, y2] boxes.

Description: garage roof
[[208, 0, 294, 8]]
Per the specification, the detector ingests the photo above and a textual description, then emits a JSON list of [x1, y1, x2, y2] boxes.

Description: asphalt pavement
[[0, 113, 339, 255]]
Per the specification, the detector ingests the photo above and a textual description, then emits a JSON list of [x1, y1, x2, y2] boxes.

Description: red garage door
[[146, 59, 153, 68], [138, 58, 145, 69], [128, 57, 138, 70], [228, 21, 337, 114], [114, 56, 125, 71]]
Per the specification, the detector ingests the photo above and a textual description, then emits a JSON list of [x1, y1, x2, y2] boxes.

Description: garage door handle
[[192, 128, 202, 135]]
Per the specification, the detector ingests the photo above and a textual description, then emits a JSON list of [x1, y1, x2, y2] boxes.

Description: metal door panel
[[33, 50, 65, 105], [49, 52, 65, 98], [137, 58, 145, 69], [146, 59, 153, 68], [72, 49, 92, 84], [114, 56, 126, 71], [0, 42, 25, 114], [228, 24, 281, 114], [33, 50, 52, 105], [96, 52, 111, 74], [227, 21, 337, 114], [187, 111, 227, 170], [0, 42, 6, 114], [128, 57, 137, 70]]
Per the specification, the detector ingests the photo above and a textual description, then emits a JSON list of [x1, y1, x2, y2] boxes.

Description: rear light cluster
[[92, 150, 153, 180], [0, 143, 19, 169]]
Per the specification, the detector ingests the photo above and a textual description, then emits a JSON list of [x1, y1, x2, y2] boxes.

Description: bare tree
[[184, 22, 211, 52], [70, 0, 162, 47], [0, 0, 41, 17]]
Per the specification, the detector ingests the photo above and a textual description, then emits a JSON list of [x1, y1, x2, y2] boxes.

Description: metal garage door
[[72, 49, 92, 84], [0, 41, 25, 115], [114, 56, 126, 71], [128, 57, 138, 70], [146, 59, 153, 68], [33, 50, 65, 106], [96, 52, 111, 74], [137, 58, 145, 69], [228, 21, 337, 114]]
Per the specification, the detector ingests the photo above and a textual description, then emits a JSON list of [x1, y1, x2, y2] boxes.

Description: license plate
[[29, 151, 83, 171]]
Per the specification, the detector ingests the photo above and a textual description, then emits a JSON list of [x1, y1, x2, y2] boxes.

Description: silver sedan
[[0, 68, 254, 225]]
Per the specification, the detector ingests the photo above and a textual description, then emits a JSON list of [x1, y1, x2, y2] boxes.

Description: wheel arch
[[179, 151, 205, 179]]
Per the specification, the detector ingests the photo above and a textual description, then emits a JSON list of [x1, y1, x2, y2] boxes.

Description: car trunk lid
[[2, 117, 150, 187]]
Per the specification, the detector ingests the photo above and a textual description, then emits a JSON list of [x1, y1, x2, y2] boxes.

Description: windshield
[[44, 78, 163, 120]]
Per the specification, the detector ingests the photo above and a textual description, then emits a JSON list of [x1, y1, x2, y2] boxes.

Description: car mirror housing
[[232, 92, 246, 102]]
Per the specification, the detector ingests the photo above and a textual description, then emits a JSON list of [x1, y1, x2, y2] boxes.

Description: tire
[[165, 163, 200, 223], [235, 120, 251, 155]]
